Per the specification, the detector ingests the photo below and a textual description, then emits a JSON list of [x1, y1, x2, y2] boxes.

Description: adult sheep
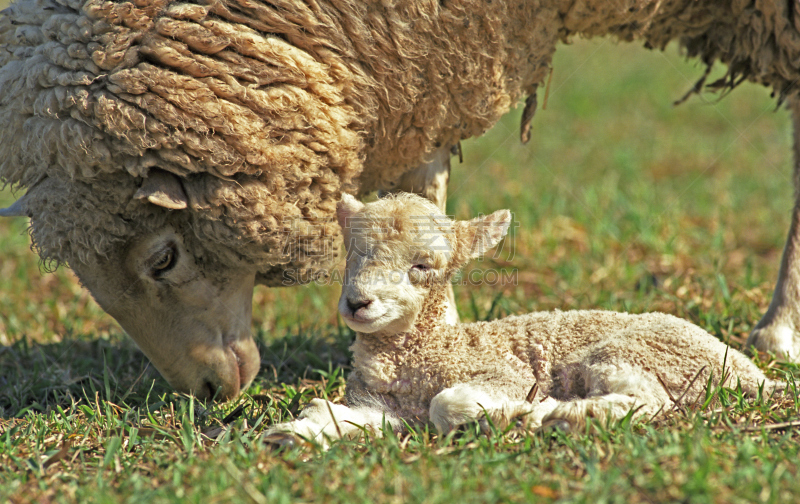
[[1, 0, 800, 400]]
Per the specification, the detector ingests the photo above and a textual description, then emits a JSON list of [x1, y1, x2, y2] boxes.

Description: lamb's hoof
[[747, 322, 800, 362], [477, 416, 499, 435], [537, 418, 572, 434], [263, 431, 302, 449], [477, 409, 534, 435]]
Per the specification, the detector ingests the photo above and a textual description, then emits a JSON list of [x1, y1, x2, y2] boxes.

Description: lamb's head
[[336, 193, 511, 335]]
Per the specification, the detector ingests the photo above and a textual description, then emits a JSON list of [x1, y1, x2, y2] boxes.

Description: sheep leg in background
[[263, 398, 397, 449], [382, 146, 460, 324], [748, 97, 800, 362]]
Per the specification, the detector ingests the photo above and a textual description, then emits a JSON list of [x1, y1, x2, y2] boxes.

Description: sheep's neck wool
[[2, 0, 798, 275]]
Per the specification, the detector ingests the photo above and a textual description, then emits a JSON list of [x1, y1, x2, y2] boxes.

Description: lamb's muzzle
[[342, 298, 374, 321]]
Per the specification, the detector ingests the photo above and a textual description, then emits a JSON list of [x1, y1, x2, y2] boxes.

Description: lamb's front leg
[[429, 383, 559, 434], [264, 399, 399, 449], [748, 97, 800, 361]]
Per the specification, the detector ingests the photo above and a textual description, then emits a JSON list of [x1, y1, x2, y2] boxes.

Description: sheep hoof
[[747, 322, 800, 362], [477, 414, 511, 435], [476, 416, 496, 435]]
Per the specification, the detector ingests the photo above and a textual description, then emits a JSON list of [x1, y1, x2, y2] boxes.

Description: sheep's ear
[[0, 194, 30, 217], [336, 193, 365, 229], [0, 178, 47, 218], [454, 209, 512, 260], [135, 169, 188, 210]]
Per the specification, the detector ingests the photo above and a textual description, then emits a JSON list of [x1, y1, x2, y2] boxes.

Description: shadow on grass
[[0, 335, 173, 418], [0, 324, 356, 419], [255, 323, 354, 386]]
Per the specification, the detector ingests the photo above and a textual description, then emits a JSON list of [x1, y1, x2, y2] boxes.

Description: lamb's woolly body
[[265, 194, 782, 445], [2, 0, 799, 277], [348, 307, 776, 424]]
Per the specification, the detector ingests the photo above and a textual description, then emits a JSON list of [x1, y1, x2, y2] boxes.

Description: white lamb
[[265, 193, 784, 447]]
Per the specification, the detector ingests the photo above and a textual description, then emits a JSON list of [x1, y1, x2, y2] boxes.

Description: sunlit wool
[[3, 0, 799, 276], [265, 194, 785, 445]]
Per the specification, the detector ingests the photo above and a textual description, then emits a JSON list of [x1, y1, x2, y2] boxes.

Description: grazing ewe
[[265, 194, 784, 446], [2, 0, 800, 398]]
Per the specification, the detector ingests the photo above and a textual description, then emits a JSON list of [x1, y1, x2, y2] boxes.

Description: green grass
[[3, 36, 800, 503]]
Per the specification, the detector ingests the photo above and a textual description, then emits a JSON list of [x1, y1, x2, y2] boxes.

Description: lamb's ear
[[454, 209, 512, 260], [336, 193, 365, 229], [135, 169, 188, 210]]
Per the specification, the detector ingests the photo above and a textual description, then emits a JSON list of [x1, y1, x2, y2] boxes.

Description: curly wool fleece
[[1, 0, 799, 281]]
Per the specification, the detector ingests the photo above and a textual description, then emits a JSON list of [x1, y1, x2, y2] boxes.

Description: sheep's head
[[70, 226, 260, 401], [1, 175, 265, 400], [1, 0, 366, 399], [1, 171, 344, 400], [336, 193, 510, 335]]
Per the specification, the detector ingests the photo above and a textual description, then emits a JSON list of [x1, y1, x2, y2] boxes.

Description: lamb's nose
[[347, 298, 372, 313]]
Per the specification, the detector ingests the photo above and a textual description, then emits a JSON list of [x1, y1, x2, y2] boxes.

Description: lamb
[[264, 193, 785, 447], [2, 0, 800, 400]]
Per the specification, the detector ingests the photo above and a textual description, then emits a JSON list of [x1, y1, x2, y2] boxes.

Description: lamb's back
[[463, 309, 774, 398]]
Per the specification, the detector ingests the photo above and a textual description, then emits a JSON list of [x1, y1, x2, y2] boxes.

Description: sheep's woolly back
[[0, 0, 366, 279], [2, 0, 800, 277]]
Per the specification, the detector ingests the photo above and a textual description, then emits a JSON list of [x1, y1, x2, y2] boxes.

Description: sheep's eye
[[150, 246, 177, 277], [411, 264, 431, 272]]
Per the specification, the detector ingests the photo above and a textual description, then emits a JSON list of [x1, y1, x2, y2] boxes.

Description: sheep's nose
[[347, 298, 372, 313]]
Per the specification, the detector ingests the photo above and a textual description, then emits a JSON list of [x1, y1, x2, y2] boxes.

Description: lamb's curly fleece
[[348, 308, 782, 427], [1, 0, 799, 279], [263, 194, 785, 445], [343, 195, 784, 429]]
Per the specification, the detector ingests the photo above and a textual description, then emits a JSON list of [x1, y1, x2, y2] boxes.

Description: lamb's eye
[[411, 264, 430, 272], [150, 246, 177, 277]]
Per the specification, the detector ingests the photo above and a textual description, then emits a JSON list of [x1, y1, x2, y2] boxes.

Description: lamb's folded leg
[[748, 96, 800, 361], [540, 394, 645, 431], [381, 146, 459, 324], [542, 362, 671, 431], [264, 398, 400, 449], [429, 383, 559, 434]]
